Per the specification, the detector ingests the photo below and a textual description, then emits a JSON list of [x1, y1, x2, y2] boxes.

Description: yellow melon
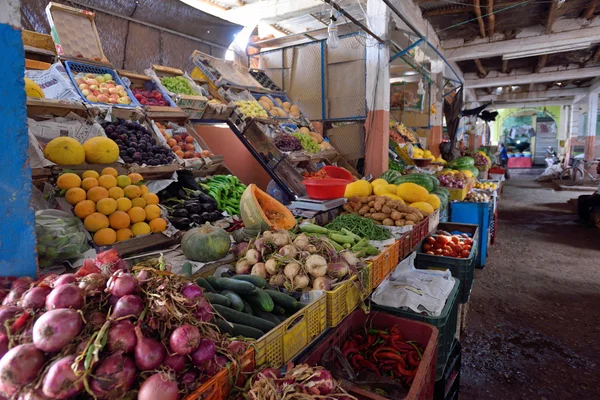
[[84, 212, 109, 232], [397, 183, 429, 203], [74, 200, 96, 219], [124, 185, 141, 199], [81, 177, 99, 191], [65, 187, 86, 205], [94, 228, 117, 246], [83, 137, 119, 164], [409, 201, 434, 216], [425, 194, 441, 210], [128, 207, 146, 223], [87, 186, 109, 203], [108, 187, 125, 200], [109, 211, 131, 230], [98, 175, 117, 189], [25, 78, 45, 98], [127, 173, 143, 183], [131, 198, 146, 208], [131, 222, 151, 237], [381, 193, 405, 203], [82, 170, 100, 179], [44, 137, 85, 165]]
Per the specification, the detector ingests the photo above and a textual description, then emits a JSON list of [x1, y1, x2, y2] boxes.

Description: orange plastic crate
[[397, 232, 412, 261], [370, 242, 399, 289], [410, 216, 430, 248]]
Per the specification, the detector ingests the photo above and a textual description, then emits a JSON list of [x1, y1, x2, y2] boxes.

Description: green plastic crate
[[372, 277, 459, 381]]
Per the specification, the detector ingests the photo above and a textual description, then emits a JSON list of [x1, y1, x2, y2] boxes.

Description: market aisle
[[460, 178, 600, 399]]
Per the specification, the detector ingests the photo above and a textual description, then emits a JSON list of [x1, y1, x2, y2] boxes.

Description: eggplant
[[190, 214, 205, 225], [177, 188, 190, 200], [176, 170, 200, 190], [173, 203, 186, 210], [172, 208, 189, 218], [188, 205, 204, 215], [184, 199, 200, 207], [201, 203, 216, 212], [203, 211, 222, 222], [169, 217, 191, 230]]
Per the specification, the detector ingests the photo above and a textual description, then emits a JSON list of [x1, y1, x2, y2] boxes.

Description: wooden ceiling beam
[[487, 0, 495, 37], [502, 59, 509, 74], [473, 0, 487, 38], [465, 67, 600, 88], [590, 46, 600, 66], [474, 59, 489, 78], [584, 1, 598, 20], [536, 54, 548, 73], [545, 0, 559, 35]]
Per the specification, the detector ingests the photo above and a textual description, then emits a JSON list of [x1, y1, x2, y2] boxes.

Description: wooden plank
[[51, 163, 128, 176], [129, 164, 182, 180], [113, 232, 182, 258], [474, 59, 488, 78], [26, 98, 88, 118], [545, 0, 559, 34], [487, 0, 495, 37], [584, 1, 598, 20], [473, 0, 487, 38], [502, 59, 509, 74]]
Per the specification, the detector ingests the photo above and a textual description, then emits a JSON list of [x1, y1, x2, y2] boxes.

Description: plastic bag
[[35, 210, 90, 269]]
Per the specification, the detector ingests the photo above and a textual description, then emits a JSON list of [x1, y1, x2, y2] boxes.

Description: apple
[[75, 78, 84, 85], [79, 83, 89, 90], [118, 91, 127, 97], [109, 94, 119, 100], [103, 74, 112, 81], [117, 97, 130, 105], [86, 73, 95, 78], [106, 83, 115, 89], [96, 75, 105, 83], [92, 91, 100, 97], [87, 95, 98, 102], [108, 88, 118, 94], [89, 85, 98, 91], [106, 80, 114, 84], [81, 89, 90, 96], [97, 94, 109, 102], [100, 82, 107, 88], [108, 98, 118, 104], [99, 88, 109, 94], [115, 85, 124, 91]]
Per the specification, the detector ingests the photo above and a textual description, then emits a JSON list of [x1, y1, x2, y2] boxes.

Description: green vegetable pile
[[292, 133, 319, 154], [35, 211, 90, 269], [161, 76, 197, 95], [325, 214, 392, 241], [200, 175, 246, 216], [301, 222, 381, 256], [389, 158, 405, 172]]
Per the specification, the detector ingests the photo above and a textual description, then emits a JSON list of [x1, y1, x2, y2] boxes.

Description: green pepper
[[300, 223, 329, 234], [341, 228, 362, 242], [329, 233, 355, 245]]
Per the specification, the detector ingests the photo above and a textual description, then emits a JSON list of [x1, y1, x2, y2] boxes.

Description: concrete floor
[[460, 177, 600, 399]]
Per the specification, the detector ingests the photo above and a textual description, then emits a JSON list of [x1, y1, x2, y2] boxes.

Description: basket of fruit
[[152, 121, 213, 163], [117, 70, 177, 108], [147, 66, 208, 116], [64, 61, 140, 108]]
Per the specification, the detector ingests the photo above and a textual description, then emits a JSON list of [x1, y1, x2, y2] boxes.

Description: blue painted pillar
[[0, 4, 37, 277]]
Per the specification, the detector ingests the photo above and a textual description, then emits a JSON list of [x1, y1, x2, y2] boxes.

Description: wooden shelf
[[26, 98, 88, 118]]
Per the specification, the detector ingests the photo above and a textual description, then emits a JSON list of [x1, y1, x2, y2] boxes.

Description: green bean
[[325, 214, 391, 241]]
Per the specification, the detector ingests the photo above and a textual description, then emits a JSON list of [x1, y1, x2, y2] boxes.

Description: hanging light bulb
[[327, 10, 339, 49], [417, 78, 426, 96]]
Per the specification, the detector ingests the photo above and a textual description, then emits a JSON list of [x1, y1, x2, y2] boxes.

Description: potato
[[405, 214, 419, 223], [370, 207, 376, 213], [359, 205, 370, 215], [390, 210, 401, 221], [405, 221, 415, 226], [360, 197, 370, 204], [368, 201, 375, 207], [367, 196, 377, 202], [395, 220, 406, 227], [350, 201, 362, 212], [382, 205, 391, 214], [371, 213, 387, 221], [374, 202, 383, 211], [364, 213, 371, 218], [383, 218, 394, 226], [343, 203, 354, 213]]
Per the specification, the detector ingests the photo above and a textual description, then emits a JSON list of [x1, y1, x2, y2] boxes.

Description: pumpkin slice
[[240, 184, 295, 231]]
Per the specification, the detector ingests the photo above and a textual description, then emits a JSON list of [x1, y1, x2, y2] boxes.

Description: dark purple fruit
[[105, 126, 114, 134], [122, 156, 133, 163], [119, 150, 128, 157], [133, 154, 142, 162], [118, 134, 127, 142], [127, 147, 136, 155]]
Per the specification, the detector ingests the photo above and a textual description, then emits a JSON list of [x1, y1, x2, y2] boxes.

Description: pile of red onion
[[0, 250, 242, 400]]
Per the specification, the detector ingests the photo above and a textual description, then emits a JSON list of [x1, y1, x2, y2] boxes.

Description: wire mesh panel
[[287, 42, 323, 121], [327, 35, 366, 119], [327, 122, 365, 163], [258, 49, 284, 91]]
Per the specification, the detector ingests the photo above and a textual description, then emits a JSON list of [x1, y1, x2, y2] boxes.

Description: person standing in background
[[498, 143, 510, 179]]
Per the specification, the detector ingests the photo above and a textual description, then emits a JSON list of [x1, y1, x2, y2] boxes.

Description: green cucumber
[[221, 290, 244, 312], [244, 289, 274, 312], [251, 307, 282, 325], [232, 275, 267, 288], [216, 278, 257, 295], [212, 304, 277, 333], [243, 301, 254, 316], [195, 277, 216, 293], [203, 293, 230, 307], [272, 305, 286, 316], [264, 290, 300, 310], [206, 276, 221, 291], [276, 314, 288, 322], [214, 319, 263, 339]]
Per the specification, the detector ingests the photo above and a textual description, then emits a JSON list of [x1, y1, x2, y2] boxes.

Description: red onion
[[169, 324, 200, 355], [0, 306, 23, 334], [190, 339, 216, 367], [180, 370, 198, 386], [0, 335, 8, 359], [107, 320, 137, 353], [20, 287, 51, 310], [45, 284, 84, 310], [42, 355, 83, 399], [106, 271, 137, 298], [11, 277, 33, 291], [138, 373, 180, 400], [193, 297, 213, 322], [134, 326, 165, 371], [0, 344, 45, 398], [0, 278, 16, 291], [136, 269, 150, 285], [0, 291, 8, 304], [203, 355, 228, 376], [162, 353, 186, 373], [74, 259, 100, 277], [107, 295, 119, 308], [88, 311, 106, 330], [32, 309, 82, 352], [227, 340, 247, 355], [181, 283, 203, 302], [90, 352, 136, 398], [77, 273, 105, 295], [259, 367, 280, 379], [52, 274, 77, 287], [307, 369, 335, 395], [2, 286, 27, 305], [15, 388, 49, 400], [232, 242, 249, 258], [111, 294, 143, 320]]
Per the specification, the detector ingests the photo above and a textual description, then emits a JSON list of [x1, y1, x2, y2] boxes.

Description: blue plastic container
[[449, 202, 490, 268]]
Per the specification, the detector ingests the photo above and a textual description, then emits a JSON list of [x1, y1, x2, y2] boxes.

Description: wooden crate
[[26, 98, 88, 118]]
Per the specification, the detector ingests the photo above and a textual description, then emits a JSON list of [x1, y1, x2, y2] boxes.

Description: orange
[[142, 193, 159, 205], [96, 198, 117, 215], [139, 185, 149, 195], [108, 186, 125, 200], [131, 198, 146, 208], [82, 170, 100, 179], [87, 186, 109, 203], [81, 177, 99, 191], [149, 217, 167, 233], [74, 200, 96, 219], [128, 172, 143, 184], [144, 204, 161, 221], [116, 228, 133, 242], [116, 197, 132, 212], [131, 222, 151, 236], [116, 175, 131, 188], [127, 207, 146, 223], [109, 211, 131, 229], [93, 228, 117, 246], [101, 167, 118, 177], [98, 175, 117, 189], [57, 173, 81, 190], [84, 212, 109, 232], [65, 187, 86, 205], [124, 185, 141, 199]]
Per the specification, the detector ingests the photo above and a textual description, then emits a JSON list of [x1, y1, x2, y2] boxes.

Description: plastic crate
[[185, 347, 254, 400], [434, 341, 461, 400], [372, 277, 459, 381], [249, 68, 283, 91], [397, 232, 412, 261], [326, 264, 372, 328], [254, 292, 326, 368], [415, 222, 479, 304], [429, 209, 440, 233], [63, 60, 141, 108], [299, 310, 438, 400], [449, 201, 490, 269], [371, 242, 399, 289], [410, 216, 430, 248], [445, 186, 468, 201], [251, 93, 290, 119]]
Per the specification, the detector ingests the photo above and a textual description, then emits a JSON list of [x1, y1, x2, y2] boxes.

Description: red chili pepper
[[373, 346, 401, 358], [375, 351, 405, 363], [367, 334, 376, 347], [10, 311, 30, 333], [351, 354, 364, 370], [390, 339, 414, 352], [396, 363, 417, 377], [359, 359, 380, 375], [390, 325, 403, 338], [343, 341, 358, 357], [407, 351, 420, 367]]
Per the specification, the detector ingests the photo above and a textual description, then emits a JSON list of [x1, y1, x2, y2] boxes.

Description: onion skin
[[193, 298, 213, 323], [162, 353, 186, 373], [138, 373, 180, 400], [106, 271, 137, 298], [20, 287, 51, 310], [2, 286, 27, 306], [111, 294, 143, 320], [107, 320, 137, 353], [136, 269, 150, 285], [77, 273, 105, 295], [307, 369, 335, 395], [0, 344, 45, 398], [169, 324, 200, 355], [42, 355, 83, 399], [180, 370, 198, 386], [10, 277, 33, 291], [88, 311, 106, 330], [227, 340, 247, 355], [181, 283, 203, 302], [32, 309, 82, 352], [52, 274, 77, 287], [90, 352, 136, 399], [134, 326, 165, 371], [0, 306, 23, 334], [0, 335, 8, 360], [190, 339, 216, 367], [232, 242, 249, 258], [45, 284, 84, 310]]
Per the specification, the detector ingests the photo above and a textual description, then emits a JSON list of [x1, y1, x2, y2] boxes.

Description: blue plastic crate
[[63, 60, 141, 108], [251, 93, 290, 119], [449, 202, 490, 269], [127, 78, 177, 108]]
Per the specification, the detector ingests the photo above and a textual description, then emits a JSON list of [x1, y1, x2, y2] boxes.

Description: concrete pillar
[[0, 1, 37, 277], [564, 102, 582, 166], [364, 0, 390, 177], [585, 93, 598, 162]]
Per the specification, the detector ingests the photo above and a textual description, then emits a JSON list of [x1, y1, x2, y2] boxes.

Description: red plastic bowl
[[321, 166, 354, 182], [303, 179, 348, 200]]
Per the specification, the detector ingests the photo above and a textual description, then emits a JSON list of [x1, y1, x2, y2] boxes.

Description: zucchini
[[272, 305, 286, 316], [216, 278, 257, 295], [244, 289, 275, 312], [276, 314, 287, 323], [221, 290, 244, 312], [195, 277, 216, 293], [214, 319, 263, 339], [206, 276, 221, 291], [243, 301, 254, 316], [264, 289, 301, 310], [212, 304, 277, 333], [203, 293, 230, 307], [251, 307, 282, 325], [232, 275, 267, 288]]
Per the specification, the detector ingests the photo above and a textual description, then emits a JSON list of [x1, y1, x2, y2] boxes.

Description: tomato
[[426, 251, 435, 255], [434, 248, 443, 255], [461, 250, 470, 257], [423, 243, 432, 251], [433, 242, 443, 250], [442, 249, 451, 257], [436, 235, 451, 245], [451, 236, 460, 244], [464, 238, 473, 246], [426, 236, 436, 245], [465, 245, 472, 251], [443, 245, 453, 253]]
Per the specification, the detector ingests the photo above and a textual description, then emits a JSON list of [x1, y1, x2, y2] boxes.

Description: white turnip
[[265, 259, 279, 275], [279, 245, 298, 258], [269, 273, 286, 287], [246, 249, 260, 265], [312, 277, 332, 291], [293, 234, 309, 250], [293, 274, 310, 290], [272, 232, 289, 247], [305, 255, 327, 278], [327, 261, 349, 279], [251, 263, 267, 278], [236, 258, 251, 275], [284, 262, 301, 281]]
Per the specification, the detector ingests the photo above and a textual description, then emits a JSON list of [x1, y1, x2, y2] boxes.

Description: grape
[[292, 133, 319, 154], [161, 76, 197, 95]]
